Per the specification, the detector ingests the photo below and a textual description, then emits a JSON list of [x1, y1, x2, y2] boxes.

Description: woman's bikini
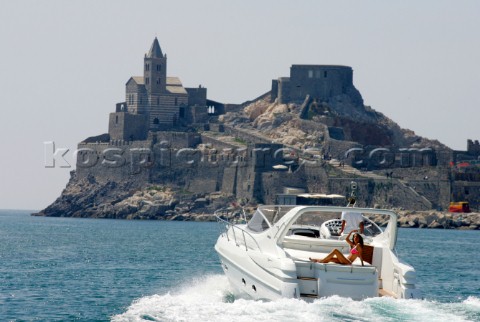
[[350, 245, 359, 255], [347, 245, 360, 263]]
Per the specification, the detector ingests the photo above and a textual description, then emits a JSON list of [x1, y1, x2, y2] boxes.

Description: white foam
[[112, 274, 480, 322], [464, 296, 480, 308]]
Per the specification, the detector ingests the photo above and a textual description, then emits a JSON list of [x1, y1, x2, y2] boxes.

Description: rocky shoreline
[[33, 173, 479, 230], [374, 210, 480, 230]]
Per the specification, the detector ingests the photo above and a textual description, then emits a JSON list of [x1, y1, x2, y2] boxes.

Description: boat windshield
[[246, 205, 384, 238], [246, 205, 297, 233], [290, 209, 384, 238]]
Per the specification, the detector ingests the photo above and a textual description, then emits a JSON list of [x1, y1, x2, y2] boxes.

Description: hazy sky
[[1, 1, 479, 210]]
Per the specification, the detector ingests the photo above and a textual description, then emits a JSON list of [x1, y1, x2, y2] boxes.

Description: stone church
[[108, 38, 209, 141]]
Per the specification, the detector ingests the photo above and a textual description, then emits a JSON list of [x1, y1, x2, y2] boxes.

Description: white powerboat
[[214, 205, 421, 300]]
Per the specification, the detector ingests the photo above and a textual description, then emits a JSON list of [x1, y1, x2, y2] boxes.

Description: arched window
[[153, 118, 159, 125], [157, 65, 161, 71], [156, 78, 161, 85]]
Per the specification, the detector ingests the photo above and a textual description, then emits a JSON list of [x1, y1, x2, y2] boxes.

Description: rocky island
[[34, 38, 480, 229]]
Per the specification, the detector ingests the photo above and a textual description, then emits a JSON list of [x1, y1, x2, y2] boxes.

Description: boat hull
[[215, 234, 379, 301], [215, 236, 298, 300]]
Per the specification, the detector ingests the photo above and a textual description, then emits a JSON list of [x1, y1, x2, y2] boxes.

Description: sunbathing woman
[[309, 230, 364, 266]]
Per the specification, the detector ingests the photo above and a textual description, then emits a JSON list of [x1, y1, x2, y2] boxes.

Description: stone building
[[108, 38, 209, 140], [271, 65, 363, 105]]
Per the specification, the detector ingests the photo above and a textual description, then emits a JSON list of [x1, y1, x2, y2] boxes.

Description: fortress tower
[[271, 65, 363, 106]]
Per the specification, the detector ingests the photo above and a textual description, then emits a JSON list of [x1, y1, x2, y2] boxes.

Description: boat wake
[[112, 274, 479, 322]]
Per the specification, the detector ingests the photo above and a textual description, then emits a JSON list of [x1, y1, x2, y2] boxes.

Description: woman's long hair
[[354, 233, 364, 246]]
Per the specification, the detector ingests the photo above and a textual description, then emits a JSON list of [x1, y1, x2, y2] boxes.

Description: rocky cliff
[[224, 93, 447, 154], [34, 171, 236, 220]]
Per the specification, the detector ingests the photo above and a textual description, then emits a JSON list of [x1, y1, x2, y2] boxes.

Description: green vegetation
[[234, 137, 247, 145], [147, 185, 165, 192]]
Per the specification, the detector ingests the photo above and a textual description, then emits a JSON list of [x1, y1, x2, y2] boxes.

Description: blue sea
[[0, 210, 478, 321]]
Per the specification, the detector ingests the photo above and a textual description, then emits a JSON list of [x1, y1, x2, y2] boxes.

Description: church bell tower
[[144, 37, 167, 95]]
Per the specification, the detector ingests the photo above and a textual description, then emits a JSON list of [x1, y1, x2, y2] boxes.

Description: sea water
[[0, 210, 478, 321]]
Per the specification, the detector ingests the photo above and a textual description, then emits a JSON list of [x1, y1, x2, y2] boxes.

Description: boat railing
[[215, 213, 263, 253]]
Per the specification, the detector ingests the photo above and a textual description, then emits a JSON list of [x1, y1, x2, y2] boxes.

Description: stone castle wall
[[223, 125, 272, 144], [74, 133, 472, 212], [76, 140, 152, 185], [75, 135, 289, 205], [152, 131, 201, 148]]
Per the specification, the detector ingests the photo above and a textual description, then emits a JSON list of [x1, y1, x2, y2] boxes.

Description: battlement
[[467, 139, 480, 155]]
